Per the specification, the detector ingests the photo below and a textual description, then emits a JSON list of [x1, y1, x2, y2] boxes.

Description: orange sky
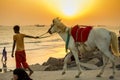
[[0, 0, 120, 26]]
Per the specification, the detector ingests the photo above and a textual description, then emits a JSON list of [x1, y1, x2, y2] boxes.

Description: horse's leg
[[62, 52, 72, 75], [103, 51, 115, 79], [97, 55, 109, 77], [109, 47, 116, 79], [109, 61, 115, 79], [72, 50, 82, 78], [97, 45, 115, 79]]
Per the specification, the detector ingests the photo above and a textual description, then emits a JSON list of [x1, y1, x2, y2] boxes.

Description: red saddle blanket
[[71, 25, 92, 42]]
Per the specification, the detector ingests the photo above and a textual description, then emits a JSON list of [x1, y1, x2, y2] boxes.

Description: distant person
[[116, 30, 120, 69], [1, 47, 7, 66], [13, 68, 32, 80], [1, 47, 7, 73], [118, 30, 120, 52], [11, 25, 39, 76]]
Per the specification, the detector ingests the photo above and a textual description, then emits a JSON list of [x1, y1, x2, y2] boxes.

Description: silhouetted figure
[[1, 47, 7, 73], [118, 30, 120, 52], [116, 30, 120, 70], [1, 47, 7, 65], [13, 68, 32, 80]]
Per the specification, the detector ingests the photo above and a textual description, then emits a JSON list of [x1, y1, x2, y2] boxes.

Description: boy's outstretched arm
[[25, 35, 39, 39], [11, 40, 16, 58]]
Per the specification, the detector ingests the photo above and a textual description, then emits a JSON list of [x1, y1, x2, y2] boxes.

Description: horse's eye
[[53, 20, 55, 23]]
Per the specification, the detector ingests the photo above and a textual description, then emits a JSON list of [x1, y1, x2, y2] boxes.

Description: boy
[[11, 25, 39, 76]]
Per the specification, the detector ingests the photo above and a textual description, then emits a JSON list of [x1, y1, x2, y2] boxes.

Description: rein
[[38, 32, 51, 39]]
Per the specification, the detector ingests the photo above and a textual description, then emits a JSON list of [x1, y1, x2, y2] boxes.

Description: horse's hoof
[[109, 76, 114, 79], [96, 75, 101, 77], [75, 75, 79, 78], [62, 72, 66, 75]]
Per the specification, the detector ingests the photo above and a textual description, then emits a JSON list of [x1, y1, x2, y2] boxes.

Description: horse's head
[[48, 17, 66, 34]]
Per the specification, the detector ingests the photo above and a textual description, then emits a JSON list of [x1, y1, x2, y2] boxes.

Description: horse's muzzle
[[48, 28, 52, 34]]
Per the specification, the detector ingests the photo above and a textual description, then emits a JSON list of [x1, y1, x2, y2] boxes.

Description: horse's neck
[[57, 24, 69, 42], [58, 32, 67, 42]]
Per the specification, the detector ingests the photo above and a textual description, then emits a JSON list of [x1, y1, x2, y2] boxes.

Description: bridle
[[48, 23, 64, 34], [48, 24, 54, 34]]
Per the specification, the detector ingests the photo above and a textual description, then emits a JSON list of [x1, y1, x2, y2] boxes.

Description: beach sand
[[0, 69, 120, 80]]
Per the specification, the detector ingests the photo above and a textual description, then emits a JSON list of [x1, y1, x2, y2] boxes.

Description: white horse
[[48, 17, 119, 79]]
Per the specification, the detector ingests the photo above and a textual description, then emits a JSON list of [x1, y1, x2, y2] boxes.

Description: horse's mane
[[53, 18, 67, 32]]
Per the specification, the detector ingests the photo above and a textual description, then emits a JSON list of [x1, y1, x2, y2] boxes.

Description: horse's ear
[[59, 18, 62, 21], [56, 17, 59, 19], [57, 17, 61, 22]]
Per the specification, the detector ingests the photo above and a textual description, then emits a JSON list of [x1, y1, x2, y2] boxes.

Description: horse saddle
[[71, 25, 92, 42]]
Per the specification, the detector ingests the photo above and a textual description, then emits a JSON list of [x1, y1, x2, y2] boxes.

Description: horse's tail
[[110, 31, 120, 57]]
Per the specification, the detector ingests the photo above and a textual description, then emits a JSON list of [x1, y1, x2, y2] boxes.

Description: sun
[[41, 0, 97, 19], [60, 0, 79, 17], [62, 6, 77, 16]]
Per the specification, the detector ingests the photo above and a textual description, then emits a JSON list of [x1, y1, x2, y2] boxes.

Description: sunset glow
[[41, 0, 97, 19], [0, 0, 120, 25]]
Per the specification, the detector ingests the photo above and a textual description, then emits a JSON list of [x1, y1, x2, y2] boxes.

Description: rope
[[38, 32, 51, 39], [38, 32, 48, 37]]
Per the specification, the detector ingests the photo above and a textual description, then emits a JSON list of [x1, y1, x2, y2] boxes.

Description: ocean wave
[[0, 41, 41, 45], [0, 38, 62, 46], [0, 42, 11, 45], [25, 41, 41, 43]]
